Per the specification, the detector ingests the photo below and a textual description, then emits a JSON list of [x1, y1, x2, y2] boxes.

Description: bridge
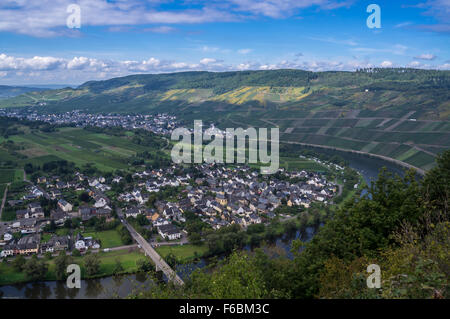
[[121, 218, 184, 286]]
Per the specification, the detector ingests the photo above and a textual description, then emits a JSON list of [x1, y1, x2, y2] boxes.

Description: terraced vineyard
[[2, 127, 166, 172], [1, 69, 448, 172]]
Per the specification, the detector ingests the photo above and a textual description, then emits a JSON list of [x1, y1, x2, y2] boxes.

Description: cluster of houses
[[0, 109, 178, 136], [1, 160, 337, 259], [0, 175, 113, 257], [0, 233, 100, 258], [117, 164, 337, 230]]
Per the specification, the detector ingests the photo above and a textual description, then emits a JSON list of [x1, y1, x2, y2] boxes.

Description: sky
[[0, 0, 449, 85]]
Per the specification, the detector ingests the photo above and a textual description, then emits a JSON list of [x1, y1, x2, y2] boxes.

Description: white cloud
[[394, 22, 413, 28], [414, 53, 437, 60], [380, 60, 393, 68], [437, 63, 450, 70], [408, 61, 422, 68], [200, 58, 217, 65], [228, 0, 353, 19], [0, 54, 65, 71], [0, 0, 355, 37], [144, 26, 177, 34], [238, 49, 253, 54], [237, 63, 252, 70], [0, 53, 447, 84], [201, 46, 220, 53]]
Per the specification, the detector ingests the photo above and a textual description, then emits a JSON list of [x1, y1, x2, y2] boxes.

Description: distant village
[[0, 109, 178, 135], [0, 162, 338, 258]]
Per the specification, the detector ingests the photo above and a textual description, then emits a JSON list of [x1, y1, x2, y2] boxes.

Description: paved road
[[121, 219, 184, 286]]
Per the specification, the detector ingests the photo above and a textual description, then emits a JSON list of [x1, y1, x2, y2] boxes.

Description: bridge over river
[[119, 217, 184, 286]]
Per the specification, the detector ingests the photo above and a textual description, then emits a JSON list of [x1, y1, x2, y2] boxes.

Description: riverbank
[[281, 141, 427, 176], [0, 249, 145, 286]]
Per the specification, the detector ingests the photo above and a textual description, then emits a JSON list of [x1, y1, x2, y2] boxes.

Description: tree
[[12, 255, 26, 271], [136, 259, 154, 273], [188, 252, 267, 299], [84, 253, 101, 276], [113, 258, 124, 275], [72, 249, 81, 257], [23, 255, 48, 281], [78, 192, 90, 203], [188, 232, 202, 246], [54, 251, 72, 280]]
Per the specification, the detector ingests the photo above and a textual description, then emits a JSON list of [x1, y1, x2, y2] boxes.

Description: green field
[[279, 157, 329, 172], [155, 244, 208, 262], [82, 230, 124, 249], [5, 127, 164, 172], [0, 249, 146, 286], [0, 169, 22, 184], [0, 183, 6, 198]]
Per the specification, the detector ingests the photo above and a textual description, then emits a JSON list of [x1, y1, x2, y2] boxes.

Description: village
[[0, 162, 339, 259], [0, 109, 178, 136]]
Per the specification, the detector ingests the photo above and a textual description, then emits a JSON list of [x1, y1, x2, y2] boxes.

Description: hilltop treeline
[[135, 150, 449, 299], [78, 68, 450, 95]]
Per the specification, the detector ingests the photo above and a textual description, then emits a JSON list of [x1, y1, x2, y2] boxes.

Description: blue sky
[[0, 0, 449, 85]]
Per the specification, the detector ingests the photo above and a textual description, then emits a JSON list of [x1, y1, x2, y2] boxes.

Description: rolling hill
[[0, 85, 47, 99], [0, 68, 449, 171]]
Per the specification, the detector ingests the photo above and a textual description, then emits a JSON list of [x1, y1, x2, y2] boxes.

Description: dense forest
[[134, 150, 449, 299]]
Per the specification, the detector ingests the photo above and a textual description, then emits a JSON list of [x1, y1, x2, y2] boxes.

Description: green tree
[[113, 258, 124, 275], [136, 259, 154, 273], [23, 255, 48, 281], [72, 249, 81, 257], [84, 253, 101, 276], [54, 251, 72, 280], [12, 255, 26, 271]]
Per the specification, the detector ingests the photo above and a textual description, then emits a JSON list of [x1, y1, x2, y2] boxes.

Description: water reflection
[[0, 274, 155, 299]]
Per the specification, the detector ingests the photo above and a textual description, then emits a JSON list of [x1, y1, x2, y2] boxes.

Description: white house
[[75, 239, 86, 251], [3, 233, 13, 242], [158, 224, 182, 241], [94, 197, 108, 208], [58, 199, 73, 212]]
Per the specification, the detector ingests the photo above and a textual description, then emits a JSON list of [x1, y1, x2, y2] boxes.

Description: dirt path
[[0, 183, 10, 221], [384, 111, 417, 131]]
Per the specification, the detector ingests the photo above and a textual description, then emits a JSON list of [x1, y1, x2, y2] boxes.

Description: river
[[0, 152, 409, 299]]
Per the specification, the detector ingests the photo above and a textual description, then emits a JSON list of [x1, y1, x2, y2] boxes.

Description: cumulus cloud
[[380, 60, 393, 68], [1, 53, 448, 84], [0, 54, 65, 71]]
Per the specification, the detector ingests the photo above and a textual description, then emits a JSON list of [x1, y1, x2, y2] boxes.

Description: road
[[281, 140, 426, 176], [119, 217, 184, 286]]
